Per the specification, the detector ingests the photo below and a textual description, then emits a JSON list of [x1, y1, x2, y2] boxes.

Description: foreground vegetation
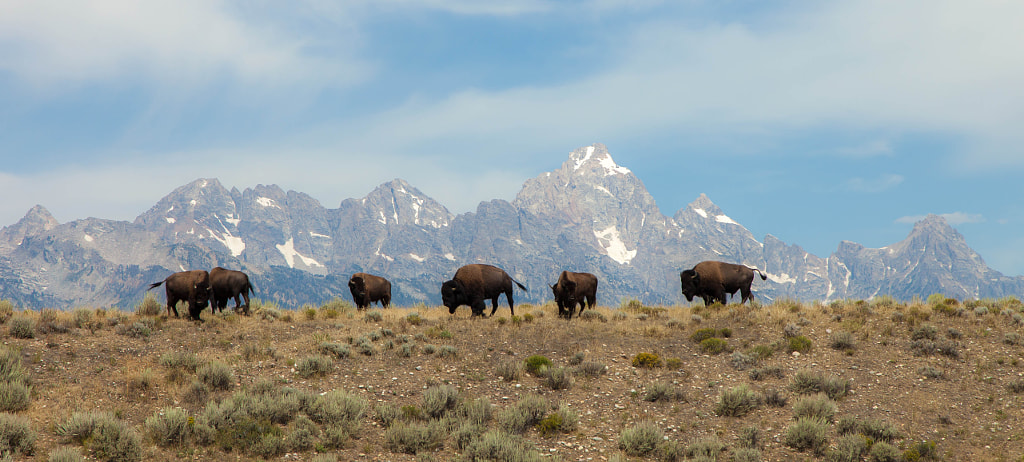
[[0, 293, 1021, 461]]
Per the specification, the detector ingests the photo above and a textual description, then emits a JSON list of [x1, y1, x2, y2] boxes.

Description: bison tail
[[753, 268, 767, 281], [512, 278, 528, 292], [147, 280, 165, 291]]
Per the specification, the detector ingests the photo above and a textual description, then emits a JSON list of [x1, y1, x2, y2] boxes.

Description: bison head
[[679, 269, 700, 302], [193, 282, 211, 309], [550, 280, 578, 307], [348, 276, 367, 302], [441, 279, 466, 314]]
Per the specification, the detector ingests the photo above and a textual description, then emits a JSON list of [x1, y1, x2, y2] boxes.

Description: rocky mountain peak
[[564, 143, 632, 178], [0, 205, 60, 246], [362, 179, 452, 229]]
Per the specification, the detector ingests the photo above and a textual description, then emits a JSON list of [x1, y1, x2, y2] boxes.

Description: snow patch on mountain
[[594, 225, 637, 264], [277, 238, 322, 268], [716, 214, 738, 225], [257, 197, 280, 209]]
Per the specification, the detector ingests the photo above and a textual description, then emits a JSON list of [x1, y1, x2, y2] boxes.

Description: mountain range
[[2, 143, 1022, 310]]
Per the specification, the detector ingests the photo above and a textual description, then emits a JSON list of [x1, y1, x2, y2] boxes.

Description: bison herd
[[148, 260, 766, 321]]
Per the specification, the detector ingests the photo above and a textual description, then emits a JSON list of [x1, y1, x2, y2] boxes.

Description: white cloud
[[311, 0, 1024, 169], [0, 0, 366, 91], [896, 212, 985, 225], [834, 140, 893, 158], [845, 174, 904, 193]]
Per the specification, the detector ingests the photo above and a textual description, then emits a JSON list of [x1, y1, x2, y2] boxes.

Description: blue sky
[[2, 1, 1023, 276]]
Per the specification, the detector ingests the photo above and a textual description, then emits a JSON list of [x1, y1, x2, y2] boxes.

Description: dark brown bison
[[147, 270, 211, 321], [348, 273, 392, 310], [680, 261, 766, 306], [441, 264, 527, 317], [210, 267, 254, 315], [550, 271, 598, 319]]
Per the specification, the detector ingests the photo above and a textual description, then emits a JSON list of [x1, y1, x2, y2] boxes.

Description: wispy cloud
[[896, 212, 985, 225], [834, 140, 893, 158], [845, 174, 904, 193], [0, 0, 365, 91]]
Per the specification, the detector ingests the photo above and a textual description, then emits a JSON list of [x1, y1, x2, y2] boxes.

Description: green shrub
[[1008, 378, 1024, 394], [0, 381, 32, 412], [383, 420, 446, 455], [869, 441, 901, 462], [454, 397, 493, 427], [524, 355, 552, 376], [860, 418, 902, 442], [496, 359, 523, 382], [284, 415, 318, 452], [579, 310, 607, 322], [48, 446, 85, 462], [305, 389, 368, 428], [405, 312, 422, 325], [830, 331, 856, 351], [576, 361, 607, 378], [497, 394, 548, 434], [545, 367, 573, 390], [790, 369, 851, 400], [159, 352, 201, 372], [318, 342, 351, 359], [422, 385, 459, 418], [731, 448, 762, 462], [57, 411, 141, 462], [0, 412, 35, 457], [700, 337, 729, 355], [618, 421, 663, 457], [437, 345, 458, 358], [0, 300, 14, 324], [537, 406, 578, 436], [135, 293, 163, 316], [462, 430, 541, 462], [787, 335, 813, 353], [144, 407, 192, 447], [254, 301, 282, 321], [375, 404, 402, 428], [690, 328, 719, 343], [116, 321, 152, 338], [792, 393, 837, 422], [295, 355, 333, 378], [685, 436, 725, 459], [829, 434, 869, 462], [715, 384, 761, 417], [643, 381, 686, 403], [749, 366, 784, 381], [784, 417, 829, 455], [363, 310, 384, 322], [8, 316, 35, 339], [631, 352, 663, 368], [197, 361, 234, 391], [0, 347, 30, 389]]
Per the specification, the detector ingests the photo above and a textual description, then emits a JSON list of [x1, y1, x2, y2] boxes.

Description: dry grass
[[0, 296, 1019, 460]]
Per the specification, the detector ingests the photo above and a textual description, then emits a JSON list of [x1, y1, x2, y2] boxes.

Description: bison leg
[[740, 287, 753, 304], [506, 290, 515, 317], [382, 295, 391, 308], [472, 300, 487, 317], [167, 295, 181, 317]]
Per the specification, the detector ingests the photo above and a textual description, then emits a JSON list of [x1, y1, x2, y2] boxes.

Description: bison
[[147, 269, 211, 321], [210, 267, 254, 315], [550, 271, 598, 319], [441, 264, 527, 317], [348, 273, 392, 310], [680, 261, 766, 306]]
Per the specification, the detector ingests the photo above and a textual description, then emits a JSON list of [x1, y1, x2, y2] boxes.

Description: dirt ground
[[8, 296, 1024, 461]]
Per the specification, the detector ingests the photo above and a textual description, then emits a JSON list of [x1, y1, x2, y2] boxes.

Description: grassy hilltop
[[0, 294, 1022, 461]]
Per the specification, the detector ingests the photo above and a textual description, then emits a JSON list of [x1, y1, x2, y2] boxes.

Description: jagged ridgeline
[[2, 144, 1022, 309]]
